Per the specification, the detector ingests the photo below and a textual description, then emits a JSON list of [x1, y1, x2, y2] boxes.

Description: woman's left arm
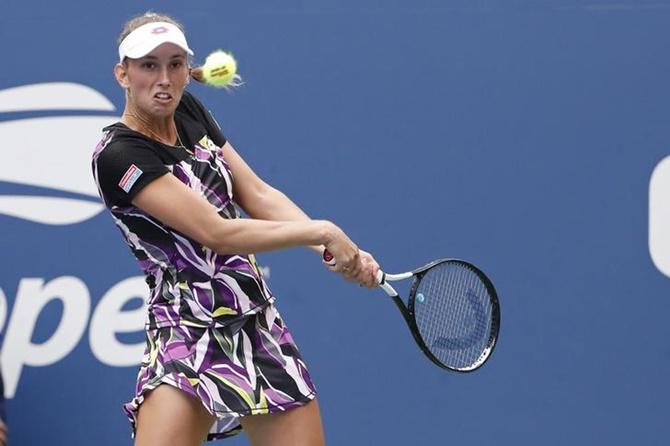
[[223, 141, 322, 252], [223, 141, 380, 285]]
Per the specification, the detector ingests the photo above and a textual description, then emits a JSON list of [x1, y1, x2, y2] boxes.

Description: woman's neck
[[121, 103, 178, 146]]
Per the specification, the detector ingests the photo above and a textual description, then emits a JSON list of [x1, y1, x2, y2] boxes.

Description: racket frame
[[378, 258, 500, 372], [323, 249, 500, 372]]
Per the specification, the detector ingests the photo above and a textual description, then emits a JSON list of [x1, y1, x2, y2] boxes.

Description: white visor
[[118, 22, 194, 62]]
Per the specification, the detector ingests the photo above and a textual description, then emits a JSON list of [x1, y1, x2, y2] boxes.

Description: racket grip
[[322, 249, 336, 266]]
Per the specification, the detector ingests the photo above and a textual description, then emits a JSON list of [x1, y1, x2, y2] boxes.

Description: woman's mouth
[[154, 92, 173, 103]]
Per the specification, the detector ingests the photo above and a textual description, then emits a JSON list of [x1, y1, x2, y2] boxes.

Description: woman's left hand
[[326, 248, 379, 288], [357, 249, 381, 288]]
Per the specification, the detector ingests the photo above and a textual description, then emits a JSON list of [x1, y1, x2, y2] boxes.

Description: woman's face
[[116, 42, 189, 120]]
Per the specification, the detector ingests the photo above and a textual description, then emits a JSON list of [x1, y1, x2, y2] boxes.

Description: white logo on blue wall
[[0, 82, 118, 225], [0, 276, 149, 399], [649, 155, 670, 279], [0, 83, 148, 400]]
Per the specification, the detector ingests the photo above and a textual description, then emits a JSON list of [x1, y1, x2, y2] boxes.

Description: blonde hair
[[118, 12, 185, 45]]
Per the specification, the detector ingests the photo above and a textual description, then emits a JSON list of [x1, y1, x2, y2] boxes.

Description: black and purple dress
[[92, 91, 316, 440]]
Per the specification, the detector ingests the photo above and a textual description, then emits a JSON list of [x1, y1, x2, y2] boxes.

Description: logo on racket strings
[[431, 289, 487, 351]]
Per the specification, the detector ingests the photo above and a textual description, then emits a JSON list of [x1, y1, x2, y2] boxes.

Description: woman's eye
[[141, 62, 156, 70]]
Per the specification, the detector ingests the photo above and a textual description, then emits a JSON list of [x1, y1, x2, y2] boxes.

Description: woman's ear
[[114, 63, 130, 89]]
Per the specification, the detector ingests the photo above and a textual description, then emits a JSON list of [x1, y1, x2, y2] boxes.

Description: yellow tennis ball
[[202, 50, 238, 87]]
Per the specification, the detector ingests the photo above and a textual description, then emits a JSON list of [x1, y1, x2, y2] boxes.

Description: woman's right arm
[[132, 173, 361, 265]]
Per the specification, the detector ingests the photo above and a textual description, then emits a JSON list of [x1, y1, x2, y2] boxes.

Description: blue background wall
[[1, 1, 669, 445]]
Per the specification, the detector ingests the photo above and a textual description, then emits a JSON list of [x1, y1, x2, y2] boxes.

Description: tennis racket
[[323, 250, 500, 372]]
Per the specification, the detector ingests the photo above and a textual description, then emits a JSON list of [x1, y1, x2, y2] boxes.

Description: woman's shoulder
[[178, 90, 208, 115], [100, 123, 160, 153], [94, 123, 165, 168], [177, 90, 227, 147], [176, 90, 215, 129]]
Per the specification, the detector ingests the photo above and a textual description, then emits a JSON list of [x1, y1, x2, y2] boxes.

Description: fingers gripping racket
[[324, 251, 500, 372]]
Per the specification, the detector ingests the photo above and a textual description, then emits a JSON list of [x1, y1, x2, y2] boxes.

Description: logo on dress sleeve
[[118, 164, 143, 193]]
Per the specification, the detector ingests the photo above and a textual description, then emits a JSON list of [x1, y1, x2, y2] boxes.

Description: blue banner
[[2, 1, 669, 445]]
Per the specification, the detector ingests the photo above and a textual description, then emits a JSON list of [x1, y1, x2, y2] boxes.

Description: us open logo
[[649, 155, 670, 279], [0, 83, 150, 399], [0, 82, 117, 225]]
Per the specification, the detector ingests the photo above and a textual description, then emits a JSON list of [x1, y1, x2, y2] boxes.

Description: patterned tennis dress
[[91, 92, 316, 440]]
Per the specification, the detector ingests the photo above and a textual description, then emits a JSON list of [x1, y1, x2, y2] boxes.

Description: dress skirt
[[123, 304, 317, 440]]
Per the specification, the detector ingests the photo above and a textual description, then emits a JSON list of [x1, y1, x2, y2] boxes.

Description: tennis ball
[[201, 50, 238, 88]]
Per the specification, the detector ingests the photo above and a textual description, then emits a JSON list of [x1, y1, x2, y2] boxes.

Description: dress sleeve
[[94, 140, 169, 206]]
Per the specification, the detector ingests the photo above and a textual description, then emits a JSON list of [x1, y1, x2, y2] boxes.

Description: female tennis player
[[92, 12, 379, 446]]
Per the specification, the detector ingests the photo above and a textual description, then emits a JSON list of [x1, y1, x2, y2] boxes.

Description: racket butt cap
[[322, 249, 336, 265]]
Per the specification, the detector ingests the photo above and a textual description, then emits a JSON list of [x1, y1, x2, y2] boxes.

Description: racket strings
[[413, 262, 494, 370]]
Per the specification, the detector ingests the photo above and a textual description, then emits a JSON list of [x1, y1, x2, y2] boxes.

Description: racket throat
[[391, 296, 413, 325]]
